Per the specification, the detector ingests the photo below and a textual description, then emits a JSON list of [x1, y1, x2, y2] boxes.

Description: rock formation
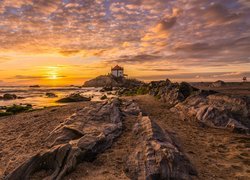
[[5, 99, 197, 180], [125, 114, 197, 180], [147, 79, 249, 133], [6, 99, 122, 179], [83, 75, 144, 88], [174, 93, 250, 133], [148, 79, 199, 106]]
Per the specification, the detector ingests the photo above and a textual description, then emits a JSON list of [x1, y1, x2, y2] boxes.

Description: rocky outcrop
[[147, 79, 249, 133], [174, 94, 250, 133], [148, 79, 199, 106], [125, 114, 197, 179], [83, 75, 144, 88], [56, 93, 91, 103], [6, 99, 122, 180], [211, 80, 226, 87]]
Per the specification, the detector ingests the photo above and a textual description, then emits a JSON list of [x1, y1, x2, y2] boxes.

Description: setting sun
[[49, 74, 58, 80]]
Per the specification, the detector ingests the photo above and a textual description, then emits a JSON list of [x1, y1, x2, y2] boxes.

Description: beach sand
[[0, 95, 249, 179]]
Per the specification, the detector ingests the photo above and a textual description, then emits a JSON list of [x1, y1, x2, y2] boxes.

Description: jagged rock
[[45, 92, 58, 98], [174, 94, 250, 133], [148, 79, 199, 106], [6, 99, 123, 180], [125, 114, 197, 179], [56, 93, 91, 103]]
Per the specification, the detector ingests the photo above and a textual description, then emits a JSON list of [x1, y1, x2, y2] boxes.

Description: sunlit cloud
[[0, 0, 249, 85]]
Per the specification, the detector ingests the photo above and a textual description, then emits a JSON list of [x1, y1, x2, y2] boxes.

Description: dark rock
[[100, 95, 107, 100], [83, 75, 144, 88], [6, 104, 32, 114], [0, 111, 13, 117], [211, 80, 226, 87], [29, 85, 40, 88], [2, 94, 17, 100], [45, 92, 58, 98], [57, 94, 91, 103], [148, 79, 199, 106]]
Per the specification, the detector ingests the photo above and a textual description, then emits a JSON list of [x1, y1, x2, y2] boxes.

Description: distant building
[[111, 65, 124, 77]]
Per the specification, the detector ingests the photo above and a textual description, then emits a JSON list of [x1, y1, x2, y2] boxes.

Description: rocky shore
[[1, 79, 249, 179], [2, 99, 197, 180], [146, 79, 250, 133]]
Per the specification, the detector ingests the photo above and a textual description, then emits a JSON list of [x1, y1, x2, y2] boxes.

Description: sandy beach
[[0, 95, 249, 179]]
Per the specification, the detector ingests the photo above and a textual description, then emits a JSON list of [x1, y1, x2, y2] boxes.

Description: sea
[[0, 86, 110, 108]]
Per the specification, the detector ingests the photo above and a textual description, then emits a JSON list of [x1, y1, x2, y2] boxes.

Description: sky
[[0, 0, 250, 85]]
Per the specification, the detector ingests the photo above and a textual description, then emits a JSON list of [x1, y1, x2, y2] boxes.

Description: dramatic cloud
[[0, 0, 249, 84]]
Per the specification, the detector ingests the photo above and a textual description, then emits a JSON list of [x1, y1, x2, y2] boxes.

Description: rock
[[100, 95, 107, 100], [57, 94, 91, 103], [121, 100, 141, 116], [0, 106, 7, 110], [125, 114, 197, 179], [174, 94, 250, 133], [100, 86, 113, 92], [147, 79, 249, 133], [0, 111, 13, 117], [211, 80, 226, 87], [2, 94, 17, 100], [148, 79, 199, 106], [6, 99, 123, 179], [6, 104, 32, 114], [29, 85, 40, 88], [83, 75, 144, 88], [45, 92, 58, 98]]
